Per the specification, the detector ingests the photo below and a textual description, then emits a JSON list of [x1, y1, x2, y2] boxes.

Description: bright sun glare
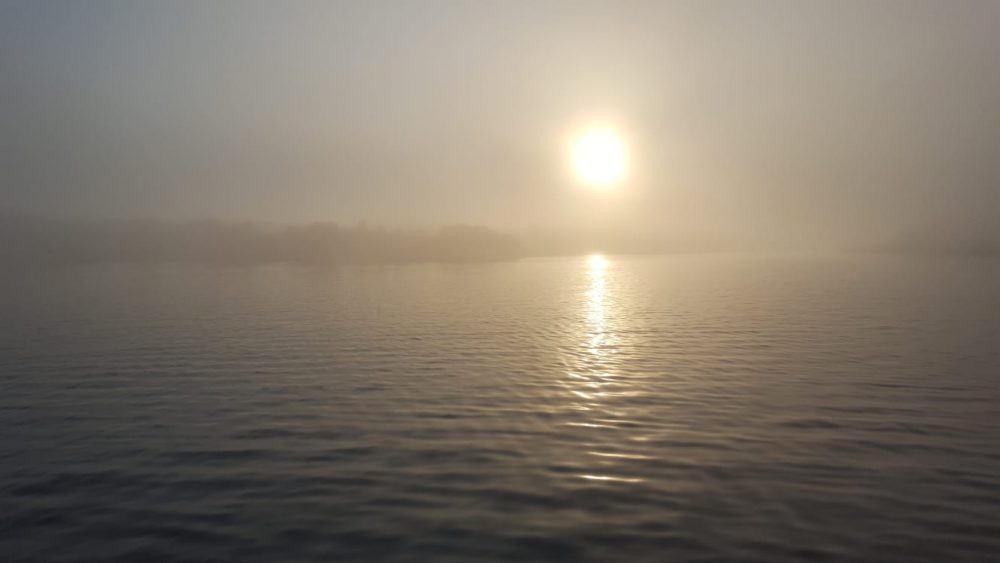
[[572, 128, 627, 188], [588, 254, 609, 270]]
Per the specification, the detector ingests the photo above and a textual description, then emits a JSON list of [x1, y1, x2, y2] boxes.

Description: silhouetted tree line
[[0, 213, 524, 265]]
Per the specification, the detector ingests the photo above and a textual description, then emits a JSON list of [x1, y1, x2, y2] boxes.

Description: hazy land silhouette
[[3, 210, 996, 266], [0, 212, 528, 266]]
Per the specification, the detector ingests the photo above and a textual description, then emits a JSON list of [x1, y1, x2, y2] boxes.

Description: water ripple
[[2, 255, 999, 561]]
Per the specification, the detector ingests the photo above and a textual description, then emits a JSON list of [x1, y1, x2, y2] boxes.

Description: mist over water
[[3, 1, 1000, 561], [3, 255, 999, 561], [3, 1, 999, 250]]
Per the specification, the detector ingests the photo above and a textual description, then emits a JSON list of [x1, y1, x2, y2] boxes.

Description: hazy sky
[[3, 0, 998, 248]]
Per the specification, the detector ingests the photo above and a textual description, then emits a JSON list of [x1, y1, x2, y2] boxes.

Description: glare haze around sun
[[571, 128, 628, 188]]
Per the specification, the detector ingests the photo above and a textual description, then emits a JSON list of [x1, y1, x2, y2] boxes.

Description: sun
[[571, 128, 627, 188]]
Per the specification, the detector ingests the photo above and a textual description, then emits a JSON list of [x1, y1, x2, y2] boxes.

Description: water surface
[[2, 255, 999, 561]]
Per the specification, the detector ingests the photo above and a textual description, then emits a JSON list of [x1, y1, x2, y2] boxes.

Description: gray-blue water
[[2, 254, 999, 562]]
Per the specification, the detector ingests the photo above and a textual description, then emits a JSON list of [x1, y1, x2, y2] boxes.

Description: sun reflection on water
[[559, 254, 646, 484], [585, 254, 608, 356]]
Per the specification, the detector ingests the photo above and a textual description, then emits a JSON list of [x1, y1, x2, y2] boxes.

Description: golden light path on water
[[563, 254, 651, 484]]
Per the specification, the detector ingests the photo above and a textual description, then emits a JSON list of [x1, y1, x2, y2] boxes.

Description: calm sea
[[2, 254, 999, 562]]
